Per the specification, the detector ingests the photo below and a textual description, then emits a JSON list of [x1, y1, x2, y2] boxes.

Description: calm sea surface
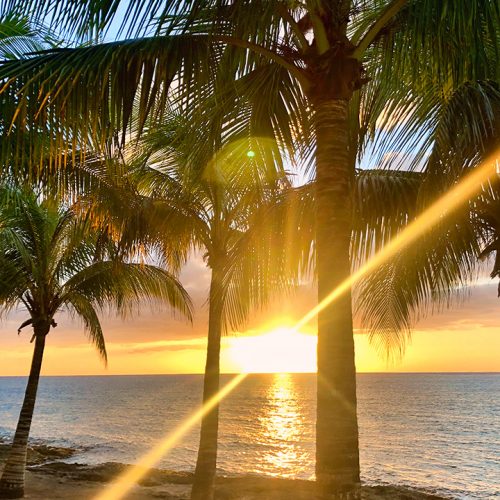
[[0, 374, 498, 499]]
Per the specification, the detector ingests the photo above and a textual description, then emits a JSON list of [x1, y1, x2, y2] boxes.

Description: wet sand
[[0, 443, 448, 499]]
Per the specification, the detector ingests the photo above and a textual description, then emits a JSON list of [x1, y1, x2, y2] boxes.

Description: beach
[[1, 443, 447, 499]]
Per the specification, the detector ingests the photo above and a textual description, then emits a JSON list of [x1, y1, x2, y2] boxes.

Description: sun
[[227, 327, 317, 373]]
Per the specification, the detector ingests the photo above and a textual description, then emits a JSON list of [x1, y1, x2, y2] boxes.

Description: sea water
[[0, 373, 498, 498]]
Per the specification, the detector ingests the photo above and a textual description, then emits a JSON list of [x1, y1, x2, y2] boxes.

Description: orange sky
[[1, 255, 499, 376]]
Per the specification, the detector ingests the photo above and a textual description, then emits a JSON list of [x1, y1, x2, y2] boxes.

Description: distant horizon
[[2, 369, 496, 497], [1, 371, 499, 377]]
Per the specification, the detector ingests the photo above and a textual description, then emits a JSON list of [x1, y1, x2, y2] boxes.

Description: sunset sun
[[227, 327, 316, 373]]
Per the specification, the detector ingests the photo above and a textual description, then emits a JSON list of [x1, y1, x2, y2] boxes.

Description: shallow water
[[0, 373, 498, 498]]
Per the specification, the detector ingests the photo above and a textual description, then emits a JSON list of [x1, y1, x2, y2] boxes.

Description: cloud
[[415, 281, 500, 330], [178, 252, 211, 299], [115, 338, 208, 354]]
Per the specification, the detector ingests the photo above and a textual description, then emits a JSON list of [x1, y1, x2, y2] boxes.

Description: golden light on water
[[258, 373, 309, 477], [96, 150, 499, 498]]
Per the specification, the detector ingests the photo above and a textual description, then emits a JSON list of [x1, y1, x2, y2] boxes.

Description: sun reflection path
[[258, 374, 310, 477], [95, 150, 498, 499]]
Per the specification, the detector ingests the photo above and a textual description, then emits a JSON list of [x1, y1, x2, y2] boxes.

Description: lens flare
[[95, 150, 498, 499], [93, 373, 247, 500]]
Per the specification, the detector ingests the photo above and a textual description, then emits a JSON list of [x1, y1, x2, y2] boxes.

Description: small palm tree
[[0, 188, 192, 499], [132, 117, 290, 500]]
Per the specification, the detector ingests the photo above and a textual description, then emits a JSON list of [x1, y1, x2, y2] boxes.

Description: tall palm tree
[[0, 187, 193, 499], [131, 116, 292, 500], [0, 1, 498, 496]]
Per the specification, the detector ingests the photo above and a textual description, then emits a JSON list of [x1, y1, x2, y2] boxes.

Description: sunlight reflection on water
[[257, 373, 310, 477]]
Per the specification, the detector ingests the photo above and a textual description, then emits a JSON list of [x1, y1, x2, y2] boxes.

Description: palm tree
[[131, 116, 291, 500], [0, 187, 193, 499], [0, 1, 498, 496]]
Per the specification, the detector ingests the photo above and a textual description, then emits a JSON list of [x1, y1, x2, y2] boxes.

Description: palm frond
[[0, 0, 190, 41], [357, 0, 499, 173], [353, 173, 483, 356], [61, 261, 193, 321], [351, 169, 422, 265], [221, 182, 314, 330], [64, 292, 107, 362], [0, 35, 220, 154], [354, 212, 481, 357], [0, 11, 53, 59]]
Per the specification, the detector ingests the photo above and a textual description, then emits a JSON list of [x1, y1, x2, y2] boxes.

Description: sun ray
[[93, 373, 247, 500], [293, 150, 500, 332], [95, 150, 499, 499]]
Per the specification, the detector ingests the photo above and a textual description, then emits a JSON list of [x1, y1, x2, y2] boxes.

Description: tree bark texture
[[191, 266, 224, 500], [0, 324, 48, 499], [314, 98, 360, 499]]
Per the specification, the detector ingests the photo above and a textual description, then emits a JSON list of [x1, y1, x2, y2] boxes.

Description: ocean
[[0, 373, 498, 499]]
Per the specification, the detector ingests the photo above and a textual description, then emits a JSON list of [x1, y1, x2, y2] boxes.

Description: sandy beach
[[0, 443, 448, 500]]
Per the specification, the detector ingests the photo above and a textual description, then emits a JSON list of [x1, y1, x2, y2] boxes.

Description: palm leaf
[[60, 261, 193, 320], [64, 292, 107, 361]]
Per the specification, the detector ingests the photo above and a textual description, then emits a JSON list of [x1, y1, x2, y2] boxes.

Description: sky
[[0, 7, 498, 376], [1, 253, 499, 376]]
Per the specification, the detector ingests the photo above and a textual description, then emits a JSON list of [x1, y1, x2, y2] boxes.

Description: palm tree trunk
[[314, 98, 360, 498], [0, 323, 48, 499], [191, 265, 224, 500]]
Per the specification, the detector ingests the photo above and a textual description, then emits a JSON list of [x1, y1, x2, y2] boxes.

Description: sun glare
[[92, 150, 499, 499], [227, 327, 317, 373]]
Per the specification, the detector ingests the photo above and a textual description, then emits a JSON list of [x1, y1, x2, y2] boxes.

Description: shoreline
[[1, 442, 450, 499]]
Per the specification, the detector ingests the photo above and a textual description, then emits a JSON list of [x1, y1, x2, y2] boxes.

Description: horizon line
[[0, 371, 498, 377]]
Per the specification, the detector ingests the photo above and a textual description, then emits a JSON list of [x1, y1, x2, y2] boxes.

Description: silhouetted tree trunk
[[314, 97, 360, 498], [0, 322, 49, 499], [191, 265, 224, 500]]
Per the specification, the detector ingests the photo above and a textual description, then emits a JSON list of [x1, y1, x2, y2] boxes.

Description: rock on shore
[[0, 442, 448, 499]]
